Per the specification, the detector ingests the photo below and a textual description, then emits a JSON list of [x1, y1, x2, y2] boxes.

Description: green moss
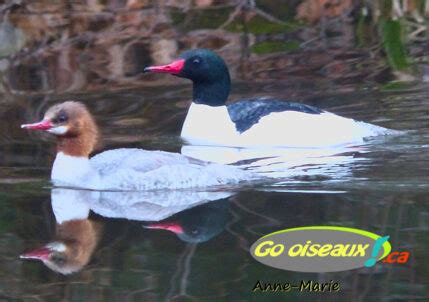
[[251, 40, 300, 54], [381, 81, 414, 91], [356, 14, 365, 47], [170, 10, 186, 26], [255, 0, 297, 20], [172, 8, 231, 31], [356, 10, 374, 47], [381, 19, 410, 70], [194, 8, 231, 29], [227, 15, 300, 34], [225, 19, 244, 33]]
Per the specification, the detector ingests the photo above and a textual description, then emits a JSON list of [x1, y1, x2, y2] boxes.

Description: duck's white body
[[51, 148, 252, 191], [181, 103, 396, 148], [51, 188, 234, 223]]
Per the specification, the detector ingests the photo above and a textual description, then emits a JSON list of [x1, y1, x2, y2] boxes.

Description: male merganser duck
[[20, 218, 102, 275], [144, 48, 397, 147], [21, 101, 252, 190]]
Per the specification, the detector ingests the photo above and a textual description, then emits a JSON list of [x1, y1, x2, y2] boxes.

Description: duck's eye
[[192, 58, 201, 65], [55, 113, 68, 124], [51, 253, 66, 265]]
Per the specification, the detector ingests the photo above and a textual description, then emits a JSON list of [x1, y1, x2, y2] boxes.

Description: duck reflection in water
[[20, 189, 101, 274], [20, 219, 102, 275], [20, 188, 234, 274]]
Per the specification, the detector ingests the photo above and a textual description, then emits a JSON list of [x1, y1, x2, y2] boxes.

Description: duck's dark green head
[[144, 48, 231, 106], [177, 49, 229, 83]]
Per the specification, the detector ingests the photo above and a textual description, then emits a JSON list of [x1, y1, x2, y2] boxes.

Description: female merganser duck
[[21, 101, 252, 190], [144, 48, 397, 147]]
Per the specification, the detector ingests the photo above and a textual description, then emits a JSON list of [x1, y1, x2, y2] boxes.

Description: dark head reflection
[[21, 219, 102, 275], [145, 198, 229, 243]]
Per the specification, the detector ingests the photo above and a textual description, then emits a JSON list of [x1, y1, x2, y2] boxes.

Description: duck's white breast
[[181, 103, 239, 146], [51, 152, 101, 189]]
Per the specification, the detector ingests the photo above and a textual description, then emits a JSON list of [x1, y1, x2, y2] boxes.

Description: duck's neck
[[192, 74, 230, 107], [52, 131, 99, 188], [57, 135, 93, 157], [51, 152, 96, 187], [56, 219, 100, 256], [181, 103, 238, 145]]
